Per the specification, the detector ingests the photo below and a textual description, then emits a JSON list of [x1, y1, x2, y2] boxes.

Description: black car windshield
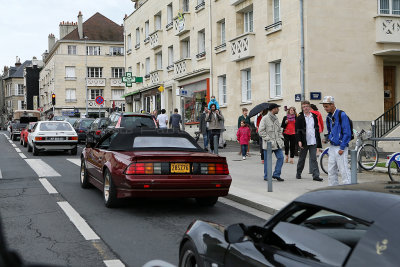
[[120, 116, 155, 128], [40, 122, 73, 131], [133, 136, 197, 149], [81, 120, 94, 128]]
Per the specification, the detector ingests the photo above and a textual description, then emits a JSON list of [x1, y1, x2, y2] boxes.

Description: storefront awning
[[122, 90, 139, 98]]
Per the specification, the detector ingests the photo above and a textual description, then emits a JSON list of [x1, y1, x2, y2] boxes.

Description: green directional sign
[[122, 72, 143, 87]]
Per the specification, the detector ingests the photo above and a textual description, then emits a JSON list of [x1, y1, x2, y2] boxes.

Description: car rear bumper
[[34, 141, 77, 150]]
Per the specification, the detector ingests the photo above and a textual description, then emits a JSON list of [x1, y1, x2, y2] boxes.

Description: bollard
[[350, 149, 358, 184], [267, 141, 273, 192], [213, 135, 219, 155]]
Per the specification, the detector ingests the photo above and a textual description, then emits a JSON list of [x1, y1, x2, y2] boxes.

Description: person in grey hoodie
[[206, 103, 224, 153]]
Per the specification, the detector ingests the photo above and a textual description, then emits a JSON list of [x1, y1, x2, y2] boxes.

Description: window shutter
[[168, 47, 174, 65], [15, 84, 18, 95], [241, 71, 247, 102], [156, 16, 161, 30], [221, 22, 226, 44], [218, 76, 223, 105], [247, 70, 251, 100], [249, 11, 254, 32], [269, 63, 275, 98]]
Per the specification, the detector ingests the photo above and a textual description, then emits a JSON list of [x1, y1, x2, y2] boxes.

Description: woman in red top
[[281, 107, 297, 164], [237, 120, 251, 160]]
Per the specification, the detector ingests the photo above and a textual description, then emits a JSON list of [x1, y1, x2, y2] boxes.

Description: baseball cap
[[320, 96, 335, 104]]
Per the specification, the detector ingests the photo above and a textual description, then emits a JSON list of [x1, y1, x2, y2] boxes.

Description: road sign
[[181, 90, 188, 96], [158, 86, 164, 92], [310, 92, 321, 100], [295, 94, 301, 102], [95, 96, 104, 105]]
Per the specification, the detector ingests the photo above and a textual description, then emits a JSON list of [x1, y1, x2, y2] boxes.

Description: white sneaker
[[242, 156, 246, 160]]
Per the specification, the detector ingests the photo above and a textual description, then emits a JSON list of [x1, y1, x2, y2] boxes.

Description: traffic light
[[51, 93, 56, 106]]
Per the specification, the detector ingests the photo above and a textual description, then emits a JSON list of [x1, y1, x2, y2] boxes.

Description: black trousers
[[284, 134, 296, 158], [209, 129, 220, 152], [259, 136, 264, 160]]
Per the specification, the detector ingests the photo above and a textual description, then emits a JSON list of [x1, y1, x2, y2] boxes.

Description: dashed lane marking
[[67, 158, 81, 166], [24, 159, 61, 177], [18, 153, 27, 159], [57, 201, 100, 241], [15, 148, 21, 153], [39, 178, 58, 194], [104, 260, 125, 267]]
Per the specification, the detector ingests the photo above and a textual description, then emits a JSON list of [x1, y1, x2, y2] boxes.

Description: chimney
[[48, 33, 56, 51], [59, 21, 78, 39], [78, 11, 83, 39], [32, 56, 38, 67], [15, 56, 21, 67]]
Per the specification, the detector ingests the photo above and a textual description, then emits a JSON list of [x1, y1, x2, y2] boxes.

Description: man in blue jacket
[[321, 96, 351, 186]]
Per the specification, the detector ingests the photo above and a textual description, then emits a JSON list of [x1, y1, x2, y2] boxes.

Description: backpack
[[338, 110, 354, 140]]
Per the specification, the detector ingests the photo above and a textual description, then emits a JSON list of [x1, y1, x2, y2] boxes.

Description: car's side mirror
[[224, 223, 247, 244]]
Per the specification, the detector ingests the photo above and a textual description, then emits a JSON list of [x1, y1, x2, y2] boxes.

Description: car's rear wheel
[[80, 159, 91, 188], [179, 241, 203, 267], [32, 143, 39, 156], [195, 197, 218, 207], [70, 146, 77, 155], [103, 169, 118, 208]]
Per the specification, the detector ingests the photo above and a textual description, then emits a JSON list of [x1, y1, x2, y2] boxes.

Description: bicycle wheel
[[358, 144, 378, 170], [388, 161, 400, 182], [319, 150, 329, 174]]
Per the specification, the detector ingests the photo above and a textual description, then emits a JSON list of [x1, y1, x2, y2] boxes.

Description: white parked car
[[27, 121, 78, 156]]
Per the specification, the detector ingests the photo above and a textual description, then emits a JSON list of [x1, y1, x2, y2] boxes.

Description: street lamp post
[[84, 36, 89, 118]]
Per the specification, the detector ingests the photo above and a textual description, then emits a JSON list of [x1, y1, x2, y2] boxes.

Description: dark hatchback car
[[73, 118, 95, 143], [86, 118, 108, 144], [179, 182, 400, 267]]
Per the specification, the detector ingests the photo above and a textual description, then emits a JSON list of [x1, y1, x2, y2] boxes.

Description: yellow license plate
[[171, 163, 190, 173]]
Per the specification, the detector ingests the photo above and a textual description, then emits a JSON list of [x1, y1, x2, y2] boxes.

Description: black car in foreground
[[179, 182, 400, 267]]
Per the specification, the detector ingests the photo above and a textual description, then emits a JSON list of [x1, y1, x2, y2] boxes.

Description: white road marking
[[219, 198, 271, 221], [39, 178, 58, 194], [57, 201, 100, 240], [104, 260, 125, 267], [18, 153, 27, 159], [67, 158, 81, 166], [24, 159, 61, 177], [11, 144, 17, 147], [15, 148, 21, 153]]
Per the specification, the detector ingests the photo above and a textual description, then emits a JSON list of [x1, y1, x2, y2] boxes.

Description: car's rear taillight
[[78, 130, 85, 133], [35, 137, 45, 141], [124, 163, 162, 175], [193, 163, 229, 175], [95, 130, 101, 135], [69, 136, 78, 140]]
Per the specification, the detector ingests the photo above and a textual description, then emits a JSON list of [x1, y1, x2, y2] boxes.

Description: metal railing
[[265, 21, 282, 31], [373, 101, 400, 138]]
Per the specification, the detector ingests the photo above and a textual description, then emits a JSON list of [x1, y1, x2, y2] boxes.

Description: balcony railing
[[144, 36, 150, 44], [265, 21, 282, 35], [214, 43, 226, 53], [229, 32, 255, 62], [174, 58, 192, 76], [166, 21, 173, 30], [166, 64, 174, 72], [135, 43, 140, 49], [376, 15, 400, 43], [150, 70, 163, 84], [230, 0, 246, 5], [87, 78, 106, 87], [149, 30, 163, 49], [174, 13, 191, 36], [110, 78, 124, 87], [196, 51, 206, 59], [195, 1, 205, 12]]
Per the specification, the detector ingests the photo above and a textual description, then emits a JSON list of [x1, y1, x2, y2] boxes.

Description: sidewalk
[[216, 140, 390, 215]]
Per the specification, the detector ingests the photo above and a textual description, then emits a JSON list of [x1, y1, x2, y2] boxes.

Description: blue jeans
[[203, 130, 209, 149], [241, 144, 248, 157], [263, 149, 284, 179]]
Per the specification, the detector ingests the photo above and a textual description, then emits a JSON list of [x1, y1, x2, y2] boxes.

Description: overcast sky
[[0, 0, 134, 71]]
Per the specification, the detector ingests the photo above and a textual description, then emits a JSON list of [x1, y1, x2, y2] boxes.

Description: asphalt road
[[0, 131, 268, 267]]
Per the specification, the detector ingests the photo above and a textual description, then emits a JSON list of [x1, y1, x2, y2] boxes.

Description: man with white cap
[[321, 96, 352, 185]]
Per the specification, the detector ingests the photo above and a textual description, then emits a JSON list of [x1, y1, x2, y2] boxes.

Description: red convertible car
[[80, 129, 232, 208], [20, 122, 37, 147]]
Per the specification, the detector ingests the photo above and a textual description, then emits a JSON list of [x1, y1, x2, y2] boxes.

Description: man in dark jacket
[[169, 108, 182, 130], [295, 100, 323, 181]]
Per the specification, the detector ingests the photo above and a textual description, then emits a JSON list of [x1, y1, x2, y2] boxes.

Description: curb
[[225, 193, 279, 215]]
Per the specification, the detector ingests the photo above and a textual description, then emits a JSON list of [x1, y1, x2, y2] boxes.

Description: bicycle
[[386, 153, 400, 182], [319, 129, 379, 174]]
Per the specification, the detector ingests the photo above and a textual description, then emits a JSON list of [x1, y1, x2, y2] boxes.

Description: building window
[[87, 46, 101, 55], [66, 89, 76, 102], [379, 0, 400, 14], [145, 57, 150, 76], [136, 63, 140, 76], [218, 75, 227, 105], [220, 20, 226, 45], [168, 46, 174, 67], [110, 47, 124, 56], [145, 21, 150, 39], [68, 45, 77, 55], [112, 67, 125, 78], [182, 0, 189, 12], [112, 89, 125, 100], [181, 39, 190, 58], [127, 34, 132, 51], [244, 11, 254, 33], [145, 96, 152, 113], [241, 69, 251, 102], [167, 3, 173, 24], [87, 67, 103, 78], [156, 52, 163, 70], [155, 13, 162, 31], [15, 84, 24, 96], [90, 89, 103, 100], [270, 61, 282, 98], [273, 0, 280, 22], [65, 66, 76, 79], [18, 100, 24, 110], [197, 30, 206, 55]]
